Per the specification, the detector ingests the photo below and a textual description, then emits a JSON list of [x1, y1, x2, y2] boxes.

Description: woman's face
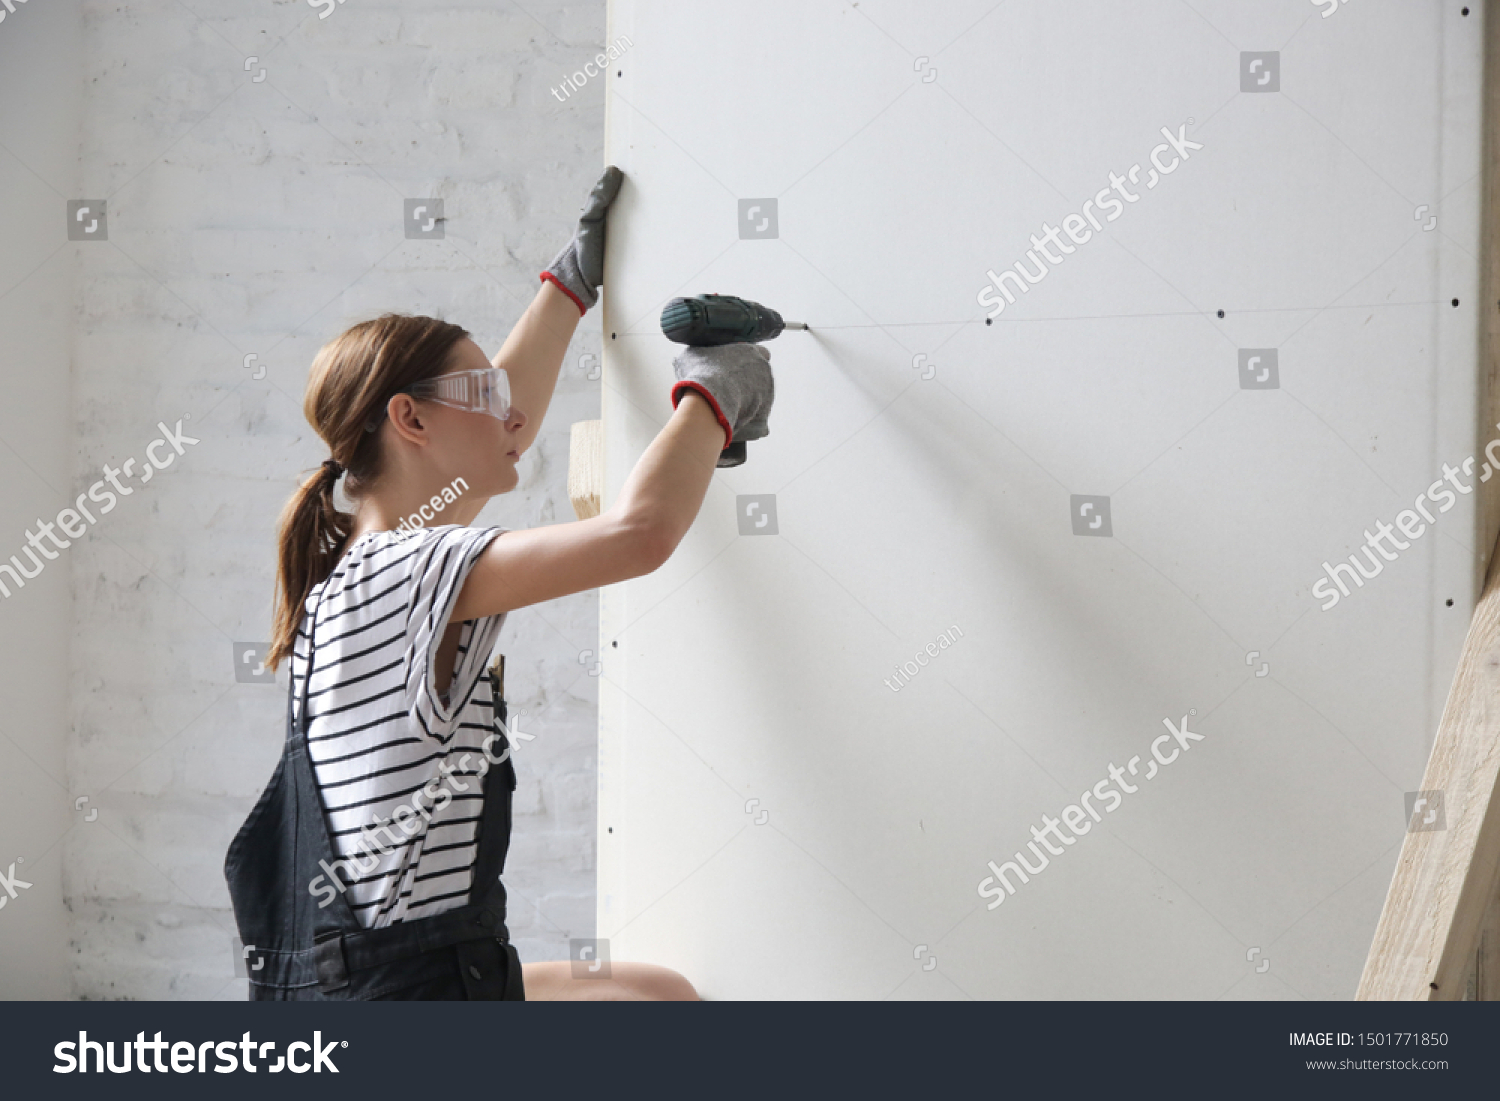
[[412, 338, 527, 502]]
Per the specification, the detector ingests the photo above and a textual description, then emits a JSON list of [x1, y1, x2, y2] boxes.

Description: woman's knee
[[521, 959, 699, 1001], [614, 962, 698, 1001]]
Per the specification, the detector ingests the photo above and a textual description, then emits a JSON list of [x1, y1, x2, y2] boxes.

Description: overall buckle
[[314, 929, 350, 992]]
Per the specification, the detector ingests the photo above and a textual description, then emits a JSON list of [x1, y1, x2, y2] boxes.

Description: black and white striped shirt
[[292, 524, 507, 929]]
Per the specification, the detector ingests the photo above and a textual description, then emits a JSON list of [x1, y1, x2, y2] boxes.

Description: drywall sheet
[[597, 0, 1484, 999]]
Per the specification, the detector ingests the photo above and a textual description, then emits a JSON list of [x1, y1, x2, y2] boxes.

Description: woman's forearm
[[612, 390, 727, 560], [491, 279, 583, 455]]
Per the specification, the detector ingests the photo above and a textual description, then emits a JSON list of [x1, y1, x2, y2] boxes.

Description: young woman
[[223, 166, 775, 1000]]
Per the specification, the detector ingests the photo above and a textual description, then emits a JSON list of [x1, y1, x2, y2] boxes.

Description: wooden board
[[1359, 0, 1500, 1001], [568, 419, 603, 521], [1358, 526, 1500, 998]]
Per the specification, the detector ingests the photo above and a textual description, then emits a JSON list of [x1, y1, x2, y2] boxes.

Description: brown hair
[[266, 313, 471, 671]]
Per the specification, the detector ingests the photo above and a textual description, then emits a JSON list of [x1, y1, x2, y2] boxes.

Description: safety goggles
[[366, 367, 512, 431]]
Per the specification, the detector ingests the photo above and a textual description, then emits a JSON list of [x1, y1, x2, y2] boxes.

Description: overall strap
[[292, 561, 366, 937], [468, 653, 519, 888]]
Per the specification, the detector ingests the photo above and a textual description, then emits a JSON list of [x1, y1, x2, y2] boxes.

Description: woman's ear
[[387, 394, 429, 447]]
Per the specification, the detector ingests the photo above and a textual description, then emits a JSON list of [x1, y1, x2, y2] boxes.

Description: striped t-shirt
[[291, 524, 508, 929]]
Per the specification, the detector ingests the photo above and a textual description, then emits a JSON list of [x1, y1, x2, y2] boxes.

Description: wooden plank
[[1357, 529, 1500, 998], [1363, 0, 1500, 1003], [568, 419, 604, 521], [1463, 0, 1500, 999], [1468, 874, 1500, 998], [1478, 0, 1500, 590]]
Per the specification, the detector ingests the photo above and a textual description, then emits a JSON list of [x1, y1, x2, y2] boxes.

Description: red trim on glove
[[671, 380, 733, 449], [540, 271, 588, 316]]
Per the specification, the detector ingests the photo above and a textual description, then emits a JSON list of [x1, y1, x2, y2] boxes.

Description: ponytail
[[265, 314, 470, 672], [266, 461, 354, 671]]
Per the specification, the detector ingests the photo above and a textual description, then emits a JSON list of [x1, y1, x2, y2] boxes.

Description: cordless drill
[[661, 294, 807, 467]]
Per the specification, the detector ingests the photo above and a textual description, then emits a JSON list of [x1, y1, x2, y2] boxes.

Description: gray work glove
[[670, 343, 775, 455], [542, 165, 624, 314]]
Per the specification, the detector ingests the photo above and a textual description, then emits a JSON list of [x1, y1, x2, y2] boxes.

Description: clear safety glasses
[[366, 367, 512, 430]]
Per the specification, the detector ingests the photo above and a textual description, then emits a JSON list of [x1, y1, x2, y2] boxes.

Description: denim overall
[[223, 588, 524, 1001]]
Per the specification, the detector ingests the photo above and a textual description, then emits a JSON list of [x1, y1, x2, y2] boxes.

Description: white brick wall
[[60, 0, 608, 998]]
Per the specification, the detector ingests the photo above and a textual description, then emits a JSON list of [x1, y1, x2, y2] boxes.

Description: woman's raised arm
[[451, 389, 727, 621]]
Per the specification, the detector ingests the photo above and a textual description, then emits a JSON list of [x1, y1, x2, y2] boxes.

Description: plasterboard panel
[[597, 0, 1484, 1000]]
